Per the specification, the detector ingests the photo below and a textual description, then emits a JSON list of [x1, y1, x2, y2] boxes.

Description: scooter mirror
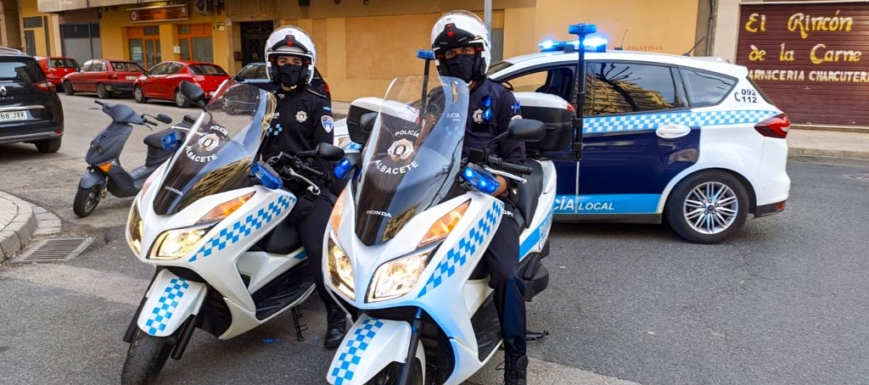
[[360, 112, 377, 134], [316, 143, 346, 162], [180, 80, 206, 108], [508, 119, 546, 142], [155, 114, 172, 124]]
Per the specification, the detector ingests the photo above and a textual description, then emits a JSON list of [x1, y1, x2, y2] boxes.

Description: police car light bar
[[538, 34, 608, 53], [417, 50, 435, 60]]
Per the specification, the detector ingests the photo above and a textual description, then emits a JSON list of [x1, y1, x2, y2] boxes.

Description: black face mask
[[445, 54, 476, 82], [277, 64, 305, 88]]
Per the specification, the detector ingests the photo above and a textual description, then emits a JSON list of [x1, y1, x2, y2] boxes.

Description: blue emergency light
[[161, 131, 182, 151], [461, 166, 499, 195], [417, 50, 435, 60], [333, 158, 354, 181], [538, 34, 608, 53], [251, 162, 283, 190]]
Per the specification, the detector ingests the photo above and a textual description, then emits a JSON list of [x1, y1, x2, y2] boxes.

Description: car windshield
[[112, 62, 145, 72], [49, 58, 79, 68], [0, 58, 45, 82], [190, 64, 228, 76], [353, 75, 469, 246], [151, 81, 275, 215]]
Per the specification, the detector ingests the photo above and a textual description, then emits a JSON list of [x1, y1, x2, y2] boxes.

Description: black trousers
[[291, 190, 336, 307], [483, 207, 527, 360]]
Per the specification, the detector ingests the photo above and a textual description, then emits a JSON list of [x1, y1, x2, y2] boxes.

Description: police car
[[334, 36, 790, 244], [480, 37, 791, 244]]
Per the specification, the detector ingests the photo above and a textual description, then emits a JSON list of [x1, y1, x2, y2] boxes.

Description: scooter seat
[[514, 160, 544, 229], [143, 128, 186, 149]]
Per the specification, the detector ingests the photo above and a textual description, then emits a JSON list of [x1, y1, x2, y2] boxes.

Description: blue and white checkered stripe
[[418, 201, 504, 298], [145, 277, 189, 336], [584, 110, 779, 133], [329, 317, 385, 385], [189, 195, 295, 262]]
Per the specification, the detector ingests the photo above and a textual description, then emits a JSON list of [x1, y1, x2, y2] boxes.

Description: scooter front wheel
[[121, 329, 177, 385], [366, 359, 423, 385], [73, 185, 101, 218]]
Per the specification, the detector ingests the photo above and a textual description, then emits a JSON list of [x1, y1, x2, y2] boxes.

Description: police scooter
[[121, 80, 344, 385], [323, 23, 593, 384], [73, 100, 194, 218]]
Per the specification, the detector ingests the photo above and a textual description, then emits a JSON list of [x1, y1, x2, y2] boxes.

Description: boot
[[504, 355, 528, 385], [324, 303, 347, 349]]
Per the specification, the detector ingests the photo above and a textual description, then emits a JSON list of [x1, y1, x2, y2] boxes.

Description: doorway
[[240, 21, 274, 66], [128, 26, 161, 69]]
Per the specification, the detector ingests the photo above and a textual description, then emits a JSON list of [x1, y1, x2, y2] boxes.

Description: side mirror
[[180, 80, 206, 109], [360, 112, 377, 133], [155, 114, 172, 124], [508, 119, 546, 142], [316, 143, 346, 162]]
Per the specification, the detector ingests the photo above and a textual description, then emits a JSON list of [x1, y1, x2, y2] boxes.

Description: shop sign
[[736, 3, 869, 126], [129, 4, 189, 23]]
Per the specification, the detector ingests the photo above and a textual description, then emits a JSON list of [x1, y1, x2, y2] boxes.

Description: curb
[[0, 192, 38, 262], [789, 147, 869, 161]]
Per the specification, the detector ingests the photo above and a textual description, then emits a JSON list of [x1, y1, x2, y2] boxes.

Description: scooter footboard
[[327, 315, 425, 385], [136, 269, 207, 338]]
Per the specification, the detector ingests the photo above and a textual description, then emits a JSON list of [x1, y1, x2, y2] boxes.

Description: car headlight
[[152, 224, 213, 260], [327, 237, 355, 300], [367, 251, 432, 302], [127, 205, 144, 254]]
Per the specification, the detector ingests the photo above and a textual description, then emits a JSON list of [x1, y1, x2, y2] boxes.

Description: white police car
[[480, 38, 790, 244]]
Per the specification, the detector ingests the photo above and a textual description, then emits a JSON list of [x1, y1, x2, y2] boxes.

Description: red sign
[[130, 5, 189, 23]]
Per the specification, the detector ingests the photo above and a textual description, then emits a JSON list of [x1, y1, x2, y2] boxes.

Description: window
[[149, 63, 168, 75], [190, 64, 227, 76], [585, 62, 685, 116], [500, 67, 576, 102], [165, 63, 183, 75], [236, 64, 259, 80], [681, 69, 736, 108], [178, 23, 213, 63], [0, 58, 45, 83], [49, 59, 79, 68], [81, 61, 94, 72], [93, 61, 106, 72], [112, 62, 144, 72]]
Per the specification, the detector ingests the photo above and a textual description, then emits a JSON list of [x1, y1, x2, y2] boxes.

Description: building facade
[[21, 0, 707, 102]]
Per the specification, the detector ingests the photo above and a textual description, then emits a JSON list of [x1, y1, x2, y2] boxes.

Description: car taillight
[[754, 113, 790, 139], [35, 81, 55, 92]]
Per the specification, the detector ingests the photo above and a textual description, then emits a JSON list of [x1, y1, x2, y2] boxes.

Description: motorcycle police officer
[[259, 26, 346, 349], [431, 11, 529, 385]]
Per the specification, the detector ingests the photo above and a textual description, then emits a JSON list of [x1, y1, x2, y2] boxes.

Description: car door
[[160, 62, 183, 99], [89, 60, 107, 92], [579, 60, 695, 218], [141, 62, 167, 98], [72, 60, 93, 90]]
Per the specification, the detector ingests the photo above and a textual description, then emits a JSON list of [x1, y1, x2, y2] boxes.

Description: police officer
[[259, 26, 345, 349], [431, 11, 528, 385]]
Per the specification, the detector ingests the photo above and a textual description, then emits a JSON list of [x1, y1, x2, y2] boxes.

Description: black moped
[[74, 100, 192, 217]]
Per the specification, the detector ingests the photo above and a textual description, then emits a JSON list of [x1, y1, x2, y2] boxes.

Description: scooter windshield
[[152, 81, 276, 215], [354, 75, 469, 246]]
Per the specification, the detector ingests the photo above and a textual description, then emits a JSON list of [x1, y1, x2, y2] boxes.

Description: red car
[[36, 56, 80, 87], [62, 59, 145, 98], [133, 61, 230, 108]]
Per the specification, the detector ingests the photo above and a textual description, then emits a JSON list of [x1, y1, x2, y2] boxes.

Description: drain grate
[[846, 174, 869, 182], [12, 238, 93, 263]]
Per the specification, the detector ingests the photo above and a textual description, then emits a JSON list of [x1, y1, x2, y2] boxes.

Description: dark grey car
[[0, 48, 64, 153]]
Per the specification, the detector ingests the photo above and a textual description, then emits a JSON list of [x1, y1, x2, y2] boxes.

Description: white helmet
[[430, 10, 491, 79], [264, 25, 317, 84]]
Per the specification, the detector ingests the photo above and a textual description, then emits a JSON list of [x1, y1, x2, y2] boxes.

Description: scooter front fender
[[136, 269, 207, 338], [327, 315, 426, 385], [78, 170, 106, 190]]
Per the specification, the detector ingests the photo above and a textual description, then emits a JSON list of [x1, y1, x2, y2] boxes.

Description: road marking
[[0, 264, 150, 306]]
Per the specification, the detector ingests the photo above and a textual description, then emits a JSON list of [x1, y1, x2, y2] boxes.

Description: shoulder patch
[[321, 115, 334, 133], [306, 87, 327, 99]]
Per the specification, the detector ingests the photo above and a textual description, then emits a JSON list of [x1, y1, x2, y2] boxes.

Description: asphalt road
[[1, 93, 868, 385]]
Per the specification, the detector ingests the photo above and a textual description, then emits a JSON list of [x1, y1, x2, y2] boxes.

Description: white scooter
[[323, 72, 575, 384], [120, 80, 344, 385]]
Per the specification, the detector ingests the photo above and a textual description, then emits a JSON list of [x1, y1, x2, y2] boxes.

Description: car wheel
[[174, 88, 190, 108], [134, 86, 147, 103], [665, 170, 750, 244], [97, 83, 110, 99], [63, 80, 75, 95], [34, 138, 61, 154]]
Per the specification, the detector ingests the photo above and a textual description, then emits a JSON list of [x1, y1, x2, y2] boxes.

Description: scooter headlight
[[127, 205, 144, 254], [152, 224, 213, 260], [327, 237, 355, 300], [368, 251, 432, 302]]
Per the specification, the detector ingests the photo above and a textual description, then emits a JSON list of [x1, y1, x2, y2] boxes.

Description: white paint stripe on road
[[0, 264, 150, 306], [467, 348, 642, 385]]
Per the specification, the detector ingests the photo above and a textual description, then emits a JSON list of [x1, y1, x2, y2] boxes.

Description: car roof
[[0, 47, 32, 58], [493, 50, 747, 78]]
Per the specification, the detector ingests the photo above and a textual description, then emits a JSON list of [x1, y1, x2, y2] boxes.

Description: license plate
[[126, 76, 137, 80], [0, 111, 27, 122]]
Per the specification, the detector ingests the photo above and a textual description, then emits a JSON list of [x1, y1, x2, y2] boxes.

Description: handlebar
[[487, 155, 532, 175], [300, 165, 324, 178]]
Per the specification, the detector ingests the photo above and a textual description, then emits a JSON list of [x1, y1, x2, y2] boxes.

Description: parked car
[[0, 47, 64, 153], [35, 56, 79, 87], [233, 61, 332, 102], [62, 59, 144, 98], [133, 61, 230, 107]]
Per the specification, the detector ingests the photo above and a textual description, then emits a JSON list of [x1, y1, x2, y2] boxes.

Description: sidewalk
[[0, 192, 62, 262]]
